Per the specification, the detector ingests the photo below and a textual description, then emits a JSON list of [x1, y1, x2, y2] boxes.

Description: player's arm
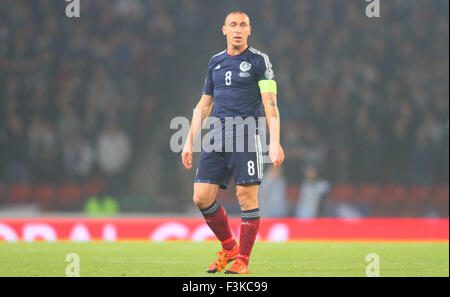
[[182, 94, 214, 170], [260, 81, 285, 168]]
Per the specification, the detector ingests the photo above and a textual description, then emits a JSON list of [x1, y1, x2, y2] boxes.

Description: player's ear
[[222, 25, 226, 36]]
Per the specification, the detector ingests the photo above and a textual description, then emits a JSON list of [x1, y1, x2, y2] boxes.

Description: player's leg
[[193, 183, 238, 273], [235, 183, 259, 210], [194, 152, 238, 272], [192, 182, 218, 209], [225, 135, 263, 274], [237, 184, 260, 263], [225, 183, 260, 274], [193, 182, 236, 250]]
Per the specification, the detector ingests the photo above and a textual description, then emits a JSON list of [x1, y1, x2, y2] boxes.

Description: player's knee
[[236, 188, 256, 209], [193, 182, 220, 209], [193, 194, 205, 208], [193, 188, 215, 209]]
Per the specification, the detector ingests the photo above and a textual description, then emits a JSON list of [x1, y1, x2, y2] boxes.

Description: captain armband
[[258, 80, 277, 94]]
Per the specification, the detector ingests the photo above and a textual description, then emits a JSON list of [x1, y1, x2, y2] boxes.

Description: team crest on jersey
[[239, 61, 252, 77], [240, 61, 252, 72]]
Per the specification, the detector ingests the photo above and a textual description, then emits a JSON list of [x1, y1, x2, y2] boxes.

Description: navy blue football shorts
[[194, 134, 264, 189]]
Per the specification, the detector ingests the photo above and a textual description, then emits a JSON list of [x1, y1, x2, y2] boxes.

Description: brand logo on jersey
[[214, 64, 221, 70], [240, 61, 252, 72]]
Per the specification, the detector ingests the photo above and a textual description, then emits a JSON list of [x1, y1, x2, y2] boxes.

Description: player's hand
[[269, 143, 285, 168], [182, 142, 193, 170]]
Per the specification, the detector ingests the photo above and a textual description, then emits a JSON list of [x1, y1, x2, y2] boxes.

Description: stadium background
[[0, 0, 448, 225]]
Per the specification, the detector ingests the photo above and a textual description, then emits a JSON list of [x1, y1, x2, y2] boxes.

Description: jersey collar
[[226, 46, 249, 57]]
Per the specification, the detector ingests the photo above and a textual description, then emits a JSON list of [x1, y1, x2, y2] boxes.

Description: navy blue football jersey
[[195, 47, 274, 187], [202, 46, 275, 138]]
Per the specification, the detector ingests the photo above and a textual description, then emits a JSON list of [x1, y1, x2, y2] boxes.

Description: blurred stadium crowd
[[0, 0, 448, 216]]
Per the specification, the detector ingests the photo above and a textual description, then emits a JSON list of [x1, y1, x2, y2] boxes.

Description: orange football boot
[[225, 257, 250, 274], [206, 244, 239, 273]]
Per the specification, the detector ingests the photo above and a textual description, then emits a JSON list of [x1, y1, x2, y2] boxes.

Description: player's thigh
[[193, 182, 219, 209]]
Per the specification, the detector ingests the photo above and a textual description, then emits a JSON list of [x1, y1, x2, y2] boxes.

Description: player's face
[[222, 13, 251, 49]]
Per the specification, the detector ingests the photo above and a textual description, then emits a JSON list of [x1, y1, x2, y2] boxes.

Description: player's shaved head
[[224, 10, 250, 25]]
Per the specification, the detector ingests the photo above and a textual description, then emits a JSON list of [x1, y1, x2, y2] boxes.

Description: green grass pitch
[[0, 241, 448, 277]]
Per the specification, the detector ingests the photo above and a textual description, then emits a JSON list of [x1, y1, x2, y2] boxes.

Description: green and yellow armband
[[258, 80, 277, 94]]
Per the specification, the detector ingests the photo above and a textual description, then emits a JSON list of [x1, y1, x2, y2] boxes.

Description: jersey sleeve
[[255, 54, 275, 82], [201, 61, 214, 96], [255, 54, 277, 94]]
